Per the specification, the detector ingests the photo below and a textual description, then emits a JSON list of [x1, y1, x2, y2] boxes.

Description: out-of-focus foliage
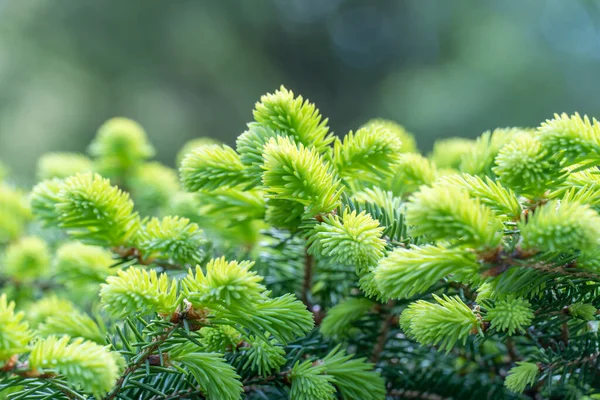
[[1, 1, 600, 183]]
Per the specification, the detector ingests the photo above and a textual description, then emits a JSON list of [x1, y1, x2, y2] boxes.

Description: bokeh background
[[1, 0, 600, 183]]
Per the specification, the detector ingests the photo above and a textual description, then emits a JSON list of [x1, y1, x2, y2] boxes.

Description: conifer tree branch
[[104, 322, 181, 400]]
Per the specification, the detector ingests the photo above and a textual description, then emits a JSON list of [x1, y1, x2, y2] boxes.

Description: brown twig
[[301, 250, 314, 310], [371, 301, 396, 363]]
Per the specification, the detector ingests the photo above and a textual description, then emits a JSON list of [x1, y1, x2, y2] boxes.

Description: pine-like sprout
[[0, 294, 32, 361], [568, 302, 597, 321], [29, 336, 123, 399], [537, 112, 600, 165], [236, 124, 281, 186], [176, 137, 222, 166], [437, 173, 522, 219], [460, 128, 526, 177], [183, 257, 265, 310], [519, 200, 600, 253], [265, 198, 306, 229], [89, 117, 154, 176], [180, 144, 247, 192], [137, 216, 206, 266], [218, 294, 314, 345], [504, 362, 540, 394], [29, 178, 64, 224], [51, 173, 140, 246], [484, 296, 533, 335], [54, 241, 114, 284], [3, 236, 51, 282], [407, 184, 503, 249], [99, 267, 178, 318], [333, 125, 403, 184], [128, 162, 180, 215], [388, 153, 437, 197], [0, 184, 31, 242], [198, 187, 266, 224], [361, 118, 417, 153], [374, 245, 480, 299], [262, 136, 343, 216], [38, 310, 105, 344], [493, 135, 564, 197], [320, 298, 374, 339], [320, 345, 386, 400], [307, 210, 386, 275], [169, 345, 243, 400], [430, 137, 473, 169], [253, 85, 334, 155], [199, 326, 241, 353], [25, 296, 79, 328], [400, 294, 481, 353], [37, 152, 92, 180], [241, 336, 286, 376], [289, 359, 336, 400]]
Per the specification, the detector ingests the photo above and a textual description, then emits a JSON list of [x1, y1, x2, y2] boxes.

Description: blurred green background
[[1, 0, 600, 183]]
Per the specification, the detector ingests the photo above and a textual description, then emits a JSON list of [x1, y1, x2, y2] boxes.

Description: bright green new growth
[[29, 336, 123, 399], [493, 135, 563, 197], [54, 241, 114, 284], [176, 137, 222, 166], [197, 187, 266, 224], [437, 173, 521, 219], [37, 152, 93, 180], [519, 200, 600, 253], [199, 326, 241, 353], [169, 346, 243, 400], [241, 336, 286, 376], [400, 295, 481, 353], [3, 236, 50, 282], [236, 124, 281, 187], [319, 346, 386, 400], [430, 137, 473, 169], [307, 210, 385, 274], [30, 173, 139, 246], [253, 85, 334, 155], [484, 296, 533, 335], [0, 294, 32, 361], [262, 136, 342, 216], [537, 112, 600, 165], [128, 161, 180, 214], [25, 296, 79, 328], [407, 184, 503, 248], [138, 216, 206, 266], [0, 184, 31, 242], [100, 267, 178, 318], [180, 144, 247, 191], [289, 359, 336, 400], [183, 257, 265, 309], [374, 245, 480, 299], [361, 118, 417, 153], [388, 153, 438, 197], [459, 127, 526, 176], [5, 88, 600, 399], [320, 298, 374, 338], [333, 124, 403, 184], [38, 309, 105, 343], [89, 117, 154, 177], [504, 362, 540, 393]]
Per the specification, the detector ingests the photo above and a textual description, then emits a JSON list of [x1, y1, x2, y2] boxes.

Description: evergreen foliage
[[1, 87, 600, 399]]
